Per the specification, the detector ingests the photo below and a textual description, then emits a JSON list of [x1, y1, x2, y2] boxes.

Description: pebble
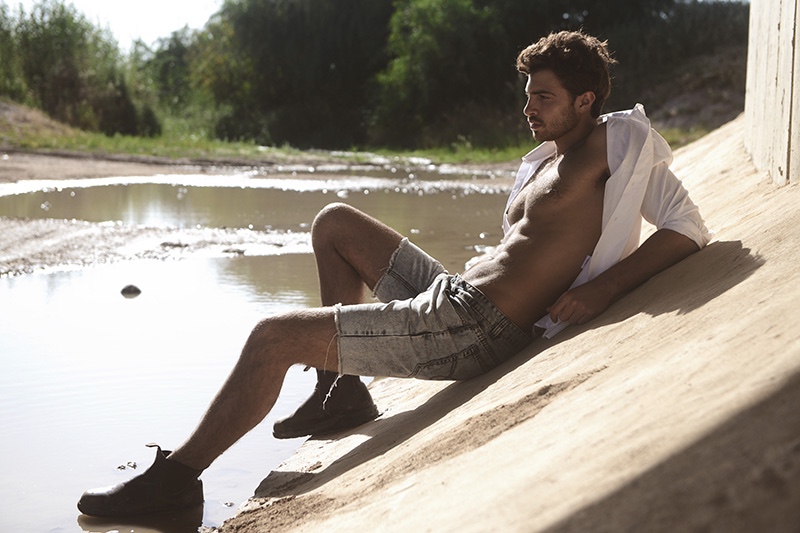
[[121, 284, 141, 298]]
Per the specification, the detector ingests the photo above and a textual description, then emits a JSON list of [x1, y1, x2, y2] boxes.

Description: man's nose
[[523, 99, 536, 117]]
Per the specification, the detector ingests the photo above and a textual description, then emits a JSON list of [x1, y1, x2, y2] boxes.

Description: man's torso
[[463, 123, 609, 331]]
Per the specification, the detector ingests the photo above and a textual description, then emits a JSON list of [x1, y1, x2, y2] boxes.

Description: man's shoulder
[[600, 104, 650, 124], [561, 123, 610, 182], [603, 105, 652, 142], [602, 104, 674, 171]]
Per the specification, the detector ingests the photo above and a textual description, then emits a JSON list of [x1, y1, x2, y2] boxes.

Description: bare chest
[[506, 157, 584, 225]]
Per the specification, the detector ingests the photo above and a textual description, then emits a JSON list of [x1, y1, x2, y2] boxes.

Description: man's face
[[523, 70, 580, 143]]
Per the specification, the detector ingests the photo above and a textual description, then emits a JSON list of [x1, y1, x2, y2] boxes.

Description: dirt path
[[0, 151, 210, 183]]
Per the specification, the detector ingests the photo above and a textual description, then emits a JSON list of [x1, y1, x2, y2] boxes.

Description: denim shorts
[[335, 239, 531, 381]]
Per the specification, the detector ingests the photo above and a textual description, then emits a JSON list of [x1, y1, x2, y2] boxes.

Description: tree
[[368, 0, 748, 148], [149, 27, 195, 109], [0, 3, 26, 100], [196, 0, 393, 148], [14, 0, 152, 135], [370, 0, 514, 147]]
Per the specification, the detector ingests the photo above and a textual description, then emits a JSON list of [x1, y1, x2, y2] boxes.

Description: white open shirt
[[502, 104, 712, 339]]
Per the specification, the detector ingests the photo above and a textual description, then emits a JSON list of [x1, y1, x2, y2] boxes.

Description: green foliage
[[368, 0, 736, 148], [197, 0, 394, 148], [0, 0, 750, 151], [190, 12, 262, 141], [123, 41, 163, 137], [0, 4, 26, 100], [148, 27, 195, 110], [602, 0, 750, 110], [2, 0, 161, 137], [370, 0, 508, 147]]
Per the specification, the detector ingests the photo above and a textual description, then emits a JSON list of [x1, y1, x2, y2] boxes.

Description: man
[[78, 30, 711, 517]]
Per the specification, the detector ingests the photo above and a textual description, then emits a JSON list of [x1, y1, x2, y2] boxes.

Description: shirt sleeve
[[640, 163, 712, 249]]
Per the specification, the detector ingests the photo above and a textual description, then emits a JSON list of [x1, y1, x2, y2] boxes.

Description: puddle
[[0, 256, 321, 531], [0, 174, 510, 270], [0, 171, 510, 531]]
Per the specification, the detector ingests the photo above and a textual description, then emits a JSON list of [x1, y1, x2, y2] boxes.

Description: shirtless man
[[78, 30, 710, 517]]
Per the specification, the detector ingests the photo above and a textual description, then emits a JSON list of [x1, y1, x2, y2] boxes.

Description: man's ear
[[576, 91, 596, 113]]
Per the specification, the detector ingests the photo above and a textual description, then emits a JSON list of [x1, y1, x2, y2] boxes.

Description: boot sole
[[272, 405, 380, 439]]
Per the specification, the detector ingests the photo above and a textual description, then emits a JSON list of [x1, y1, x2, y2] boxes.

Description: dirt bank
[[0, 150, 213, 183]]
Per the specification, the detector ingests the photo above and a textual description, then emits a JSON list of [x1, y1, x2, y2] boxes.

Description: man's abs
[[463, 229, 596, 331], [464, 180, 604, 329], [464, 131, 608, 330]]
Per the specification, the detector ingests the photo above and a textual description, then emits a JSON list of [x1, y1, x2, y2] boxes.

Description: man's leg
[[169, 308, 344, 470], [274, 203, 403, 438], [312, 202, 404, 304], [79, 307, 343, 517]]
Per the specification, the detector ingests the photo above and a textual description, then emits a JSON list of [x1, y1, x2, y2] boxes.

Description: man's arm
[[546, 228, 699, 325]]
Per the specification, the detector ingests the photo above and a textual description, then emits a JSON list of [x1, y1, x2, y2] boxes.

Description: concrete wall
[[744, 0, 799, 185]]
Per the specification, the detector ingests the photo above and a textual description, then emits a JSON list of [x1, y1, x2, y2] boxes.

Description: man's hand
[[547, 229, 701, 327], [547, 278, 615, 325]]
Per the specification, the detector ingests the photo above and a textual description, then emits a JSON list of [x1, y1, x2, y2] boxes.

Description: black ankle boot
[[78, 444, 203, 517], [272, 370, 379, 439]]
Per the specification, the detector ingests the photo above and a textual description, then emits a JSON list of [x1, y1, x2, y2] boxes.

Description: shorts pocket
[[409, 344, 484, 381]]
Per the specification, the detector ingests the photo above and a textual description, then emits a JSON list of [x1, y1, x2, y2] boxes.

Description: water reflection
[[0, 178, 508, 271], [77, 504, 204, 533]]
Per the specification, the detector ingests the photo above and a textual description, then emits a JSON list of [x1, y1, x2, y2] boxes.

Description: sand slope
[[218, 115, 800, 532]]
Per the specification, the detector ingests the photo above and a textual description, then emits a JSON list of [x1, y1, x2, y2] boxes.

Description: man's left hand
[[547, 279, 615, 325]]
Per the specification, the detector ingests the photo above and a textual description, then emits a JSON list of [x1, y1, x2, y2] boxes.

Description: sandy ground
[[2, 118, 799, 532]]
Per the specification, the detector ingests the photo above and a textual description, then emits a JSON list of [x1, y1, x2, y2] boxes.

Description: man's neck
[[554, 117, 597, 156]]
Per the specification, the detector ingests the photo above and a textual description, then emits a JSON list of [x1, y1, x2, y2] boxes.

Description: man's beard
[[533, 104, 580, 143]]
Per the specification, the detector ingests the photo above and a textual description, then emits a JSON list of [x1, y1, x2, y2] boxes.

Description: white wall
[[744, 0, 799, 185]]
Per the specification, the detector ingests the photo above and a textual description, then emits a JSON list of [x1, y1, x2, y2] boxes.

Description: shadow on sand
[[558, 239, 765, 339], [545, 369, 800, 533]]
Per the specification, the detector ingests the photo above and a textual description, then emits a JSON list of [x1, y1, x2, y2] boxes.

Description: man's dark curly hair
[[516, 30, 617, 118]]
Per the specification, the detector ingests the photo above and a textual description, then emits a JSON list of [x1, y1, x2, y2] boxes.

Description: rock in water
[[121, 284, 141, 298]]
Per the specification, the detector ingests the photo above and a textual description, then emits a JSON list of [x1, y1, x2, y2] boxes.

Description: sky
[[7, 0, 223, 50]]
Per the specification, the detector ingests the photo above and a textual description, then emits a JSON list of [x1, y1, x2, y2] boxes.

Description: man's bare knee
[[243, 310, 338, 370], [311, 202, 360, 247], [240, 317, 292, 370]]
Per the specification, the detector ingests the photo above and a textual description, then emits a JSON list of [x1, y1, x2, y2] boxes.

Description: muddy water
[[0, 170, 510, 531]]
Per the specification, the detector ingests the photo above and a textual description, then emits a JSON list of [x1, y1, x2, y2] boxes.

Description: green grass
[[1, 101, 704, 167], [3, 124, 288, 162], [2, 121, 532, 166]]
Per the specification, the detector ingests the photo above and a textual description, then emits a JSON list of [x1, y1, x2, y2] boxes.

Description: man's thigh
[[250, 307, 341, 373], [336, 274, 531, 381], [373, 238, 447, 302]]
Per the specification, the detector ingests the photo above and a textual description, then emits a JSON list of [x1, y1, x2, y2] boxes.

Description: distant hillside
[[631, 45, 747, 132], [0, 99, 80, 145]]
